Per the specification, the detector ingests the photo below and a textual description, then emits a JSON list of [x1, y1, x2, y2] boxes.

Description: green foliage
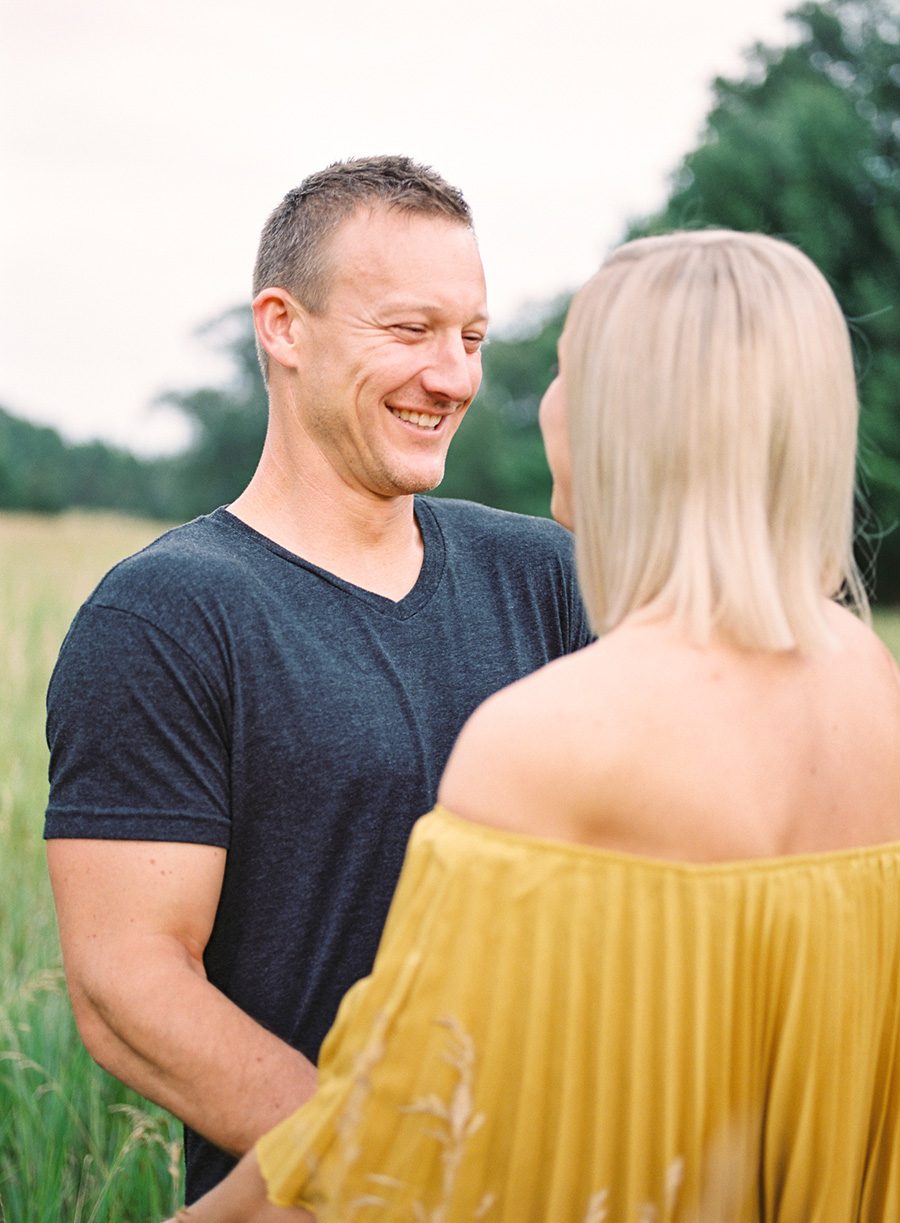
[[0, 409, 70, 513], [873, 608, 900, 659], [0, 408, 171, 521], [629, 0, 900, 601], [156, 309, 268, 519], [440, 301, 567, 517]]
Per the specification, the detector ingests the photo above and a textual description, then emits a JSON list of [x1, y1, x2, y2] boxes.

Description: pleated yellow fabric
[[257, 806, 900, 1222]]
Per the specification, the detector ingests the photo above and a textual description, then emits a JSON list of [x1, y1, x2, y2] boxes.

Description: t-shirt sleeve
[[45, 603, 232, 846], [568, 571, 594, 653], [557, 531, 594, 653]]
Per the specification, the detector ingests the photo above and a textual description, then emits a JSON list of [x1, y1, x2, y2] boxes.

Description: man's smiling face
[[292, 204, 489, 499]]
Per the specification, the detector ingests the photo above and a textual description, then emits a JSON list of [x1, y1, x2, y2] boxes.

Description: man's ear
[[252, 288, 305, 373]]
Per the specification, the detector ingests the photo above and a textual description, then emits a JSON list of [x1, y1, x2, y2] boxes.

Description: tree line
[[3, 0, 898, 600]]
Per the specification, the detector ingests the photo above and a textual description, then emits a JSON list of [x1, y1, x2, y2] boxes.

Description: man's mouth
[[389, 407, 444, 431]]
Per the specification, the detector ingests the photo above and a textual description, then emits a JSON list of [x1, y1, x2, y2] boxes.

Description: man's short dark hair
[[251, 155, 474, 382], [253, 154, 473, 310]]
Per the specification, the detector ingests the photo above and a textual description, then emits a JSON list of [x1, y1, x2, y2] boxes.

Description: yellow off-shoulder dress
[[257, 806, 900, 1222]]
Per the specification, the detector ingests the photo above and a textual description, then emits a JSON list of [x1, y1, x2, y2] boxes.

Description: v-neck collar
[[213, 497, 446, 622]]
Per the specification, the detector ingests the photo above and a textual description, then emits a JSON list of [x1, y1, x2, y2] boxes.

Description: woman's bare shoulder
[[828, 602, 899, 673], [437, 638, 646, 832]]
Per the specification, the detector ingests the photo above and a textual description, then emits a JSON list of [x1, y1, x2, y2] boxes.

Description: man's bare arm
[[47, 838, 316, 1156], [164, 1149, 314, 1222]]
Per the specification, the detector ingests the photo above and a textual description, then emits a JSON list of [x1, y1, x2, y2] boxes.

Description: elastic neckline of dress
[[427, 804, 900, 876]]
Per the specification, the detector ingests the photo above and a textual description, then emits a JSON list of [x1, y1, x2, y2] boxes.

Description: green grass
[[1, 511, 898, 1222], [0, 513, 182, 1223]]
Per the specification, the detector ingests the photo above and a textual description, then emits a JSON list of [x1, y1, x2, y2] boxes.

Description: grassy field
[[1, 511, 898, 1222], [1, 514, 182, 1223]]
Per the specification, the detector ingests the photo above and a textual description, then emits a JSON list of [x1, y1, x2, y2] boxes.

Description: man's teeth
[[392, 408, 442, 430]]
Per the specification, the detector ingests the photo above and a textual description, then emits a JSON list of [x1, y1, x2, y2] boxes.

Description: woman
[[171, 231, 900, 1221]]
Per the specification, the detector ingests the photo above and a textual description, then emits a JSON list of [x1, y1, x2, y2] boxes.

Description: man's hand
[[47, 838, 316, 1155]]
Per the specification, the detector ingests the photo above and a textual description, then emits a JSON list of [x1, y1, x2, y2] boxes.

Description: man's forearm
[[165, 1149, 314, 1222], [72, 936, 316, 1156]]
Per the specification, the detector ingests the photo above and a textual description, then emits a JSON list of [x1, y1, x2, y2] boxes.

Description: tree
[[156, 308, 269, 518], [440, 300, 566, 517], [0, 407, 70, 512], [629, 0, 900, 601], [0, 406, 171, 518]]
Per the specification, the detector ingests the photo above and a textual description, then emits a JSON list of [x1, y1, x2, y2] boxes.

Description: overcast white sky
[[2, 0, 795, 454]]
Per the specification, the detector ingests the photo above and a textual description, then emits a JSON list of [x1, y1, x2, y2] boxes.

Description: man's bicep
[[47, 838, 227, 975], [46, 604, 232, 844]]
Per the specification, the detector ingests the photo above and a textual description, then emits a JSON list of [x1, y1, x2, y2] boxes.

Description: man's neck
[[228, 454, 425, 602]]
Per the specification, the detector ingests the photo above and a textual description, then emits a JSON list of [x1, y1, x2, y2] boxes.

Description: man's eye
[[463, 334, 485, 351], [394, 324, 426, 337]]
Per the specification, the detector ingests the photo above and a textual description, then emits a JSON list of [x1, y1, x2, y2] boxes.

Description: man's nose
[[420, 336, 480, 404]]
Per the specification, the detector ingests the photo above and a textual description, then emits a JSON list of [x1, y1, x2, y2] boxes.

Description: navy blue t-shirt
[[45, 497, 591, 1199]]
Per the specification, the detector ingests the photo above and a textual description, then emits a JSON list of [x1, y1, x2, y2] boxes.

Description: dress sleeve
[[255, 1096, 327, 1210], [45, 603, 232, 846]]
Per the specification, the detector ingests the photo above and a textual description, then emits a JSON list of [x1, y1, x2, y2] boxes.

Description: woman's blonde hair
[[563, 229, 868, 652]]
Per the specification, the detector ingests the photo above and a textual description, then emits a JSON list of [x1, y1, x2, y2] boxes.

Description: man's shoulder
[[422, 496, 573, 558], [422, 498, 590, 647], [85, 509, 251, 620]]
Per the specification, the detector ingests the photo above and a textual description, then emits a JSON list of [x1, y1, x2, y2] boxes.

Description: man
[[45, 156, 591, 1203]]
